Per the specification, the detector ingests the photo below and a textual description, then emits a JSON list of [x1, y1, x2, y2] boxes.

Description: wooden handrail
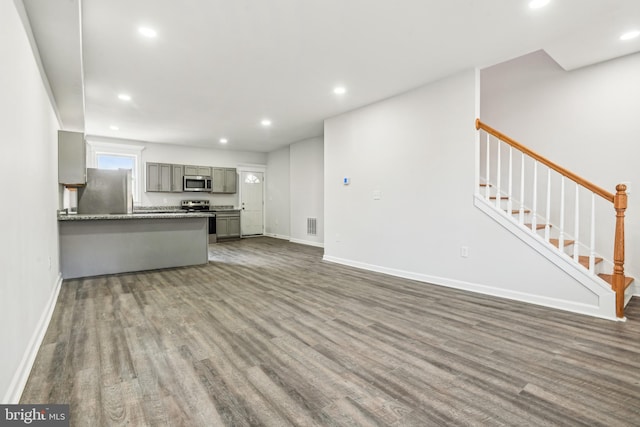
[[476, 118, 628, 318], [476, 119, 615, 203]]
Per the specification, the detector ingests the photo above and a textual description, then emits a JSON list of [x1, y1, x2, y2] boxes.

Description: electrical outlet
[[460, 246, 469, 258], [48, 256, 52, 270]]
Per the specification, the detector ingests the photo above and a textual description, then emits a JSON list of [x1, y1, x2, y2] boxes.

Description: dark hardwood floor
[[21, 237, 640, 426]]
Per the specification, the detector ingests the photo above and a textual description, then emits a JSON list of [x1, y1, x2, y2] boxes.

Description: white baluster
[[495, 141, 501, 209], [531, 161, 538, 231], [485, 134, 490, 199], [559, 177, 565, 250], [573, 183, 580, 262], [545, 169, 551, 241], [508, 147, 513, 214], [558, 175, 564, 253], [589, 193, 596, 273], [519, 153, 525, 224]]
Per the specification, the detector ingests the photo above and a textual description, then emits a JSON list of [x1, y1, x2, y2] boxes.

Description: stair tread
[[549, 238, 575, 247], [598, 274, 634, 290], [489, 196, 509, 200], [577, 255, 603, 268], [524, 223, 547, 230], [508, 209, 531, 214], [479, 183, 492, 187]]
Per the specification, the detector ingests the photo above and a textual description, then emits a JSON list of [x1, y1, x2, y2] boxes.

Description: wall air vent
[[307, 218, 317, 236]]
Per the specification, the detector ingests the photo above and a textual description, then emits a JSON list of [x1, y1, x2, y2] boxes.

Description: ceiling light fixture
[[138, 27, 157, 38], [219, 138, 228, 144], [529, 0, 550, 9], [118, 93, 131, 101], [620, 30, 640, 41], [110, 125, 119, 130], [261, 119, 272, 127], [333, 86, 347, 95]]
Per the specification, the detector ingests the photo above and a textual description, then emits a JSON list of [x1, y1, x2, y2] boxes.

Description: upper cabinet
[[58, 130, 86, 185], [171, 164, 184, 192], [146, 162, 172, 192], [145, 162, 236, 194], [184, 165, 211, 177], [212, 168, 237, 193]]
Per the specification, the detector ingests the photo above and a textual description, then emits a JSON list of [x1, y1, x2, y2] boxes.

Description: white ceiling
[[22, 0, 640, 152]]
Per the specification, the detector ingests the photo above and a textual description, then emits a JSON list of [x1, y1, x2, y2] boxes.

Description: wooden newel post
[[613, 184, 627, 318]]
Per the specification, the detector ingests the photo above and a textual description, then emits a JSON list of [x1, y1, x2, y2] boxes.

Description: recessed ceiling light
[[620, 30, 640, 41], [333, 86, 347, 95], [219, 138, 228, 144], [110, 125, 119, 130], [529, 0, 550, 9], [261, 119, 272, 127], [118, 93, 131, 101], [138, 27, 157, 38]]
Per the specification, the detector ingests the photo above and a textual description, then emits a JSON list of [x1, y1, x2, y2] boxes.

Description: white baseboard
[[289, 238, 324, 248], [322, 255, 620, 322], [264, 233, 290, 241], [2, 273, 63, 404]]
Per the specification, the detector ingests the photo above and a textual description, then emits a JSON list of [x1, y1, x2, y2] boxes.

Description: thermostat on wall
[[343, 177, 350, 185]]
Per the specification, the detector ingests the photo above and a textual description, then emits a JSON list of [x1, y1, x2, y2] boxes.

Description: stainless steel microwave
[[183, 175, 212, 192]]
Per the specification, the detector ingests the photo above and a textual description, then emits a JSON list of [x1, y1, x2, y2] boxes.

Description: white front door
[[240, 171, 264, 236]]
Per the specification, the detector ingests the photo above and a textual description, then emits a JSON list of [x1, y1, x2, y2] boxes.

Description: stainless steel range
[[181, 199, 211, 212]]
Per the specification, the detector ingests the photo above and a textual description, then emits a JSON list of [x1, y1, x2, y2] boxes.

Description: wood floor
[[21, 237, 640, 426]]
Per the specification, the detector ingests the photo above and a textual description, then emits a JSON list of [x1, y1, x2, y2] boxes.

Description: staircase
[[475, 119, 635, 320]]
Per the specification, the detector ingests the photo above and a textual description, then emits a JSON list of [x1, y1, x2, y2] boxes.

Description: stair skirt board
[[322, 254, 618, 321], [473, 194, 620, 320]]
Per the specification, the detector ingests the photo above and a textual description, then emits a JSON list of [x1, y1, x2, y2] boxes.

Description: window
[[244, 174, 261, 184], [96, 153, 138, 201], [87, 140, 144, 203]]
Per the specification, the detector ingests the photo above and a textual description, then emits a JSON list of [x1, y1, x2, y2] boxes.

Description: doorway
[[240, 170, 264, 236]]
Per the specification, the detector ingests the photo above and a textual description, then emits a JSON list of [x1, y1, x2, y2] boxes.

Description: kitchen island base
[[59, 216, 208, 279]]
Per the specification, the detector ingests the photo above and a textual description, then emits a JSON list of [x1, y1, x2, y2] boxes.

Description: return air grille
[[307, 218, 317, 236]]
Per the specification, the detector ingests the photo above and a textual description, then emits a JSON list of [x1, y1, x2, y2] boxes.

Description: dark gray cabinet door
[[171, 164, 183, 192], [146, 162, 172, 192], [216, 213, 240, 240], [216, 217, 229, 238], [146, 163, 160, 191], [185, 165, 211, 176], [211, 168, 237, 193], [228, 216, 240, 236], [212, 168, 225, 193], [58, 130, 86, 185], [224, 169, 237, 193]]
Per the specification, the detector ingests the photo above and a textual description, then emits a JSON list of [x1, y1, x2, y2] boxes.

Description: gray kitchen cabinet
[[216, 211, 240, 240], [184, 165, 211, 176], [171, 164, 183, 192], [146, 162, 172, 192], [211, 168, 237, 193], [58, 130, 86, 185]]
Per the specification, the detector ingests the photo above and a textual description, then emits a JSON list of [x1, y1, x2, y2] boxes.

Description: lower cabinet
[[216, 212, 241, 240]]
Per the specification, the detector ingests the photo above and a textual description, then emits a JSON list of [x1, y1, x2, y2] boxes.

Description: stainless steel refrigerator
[[77, 168, 133, 214]]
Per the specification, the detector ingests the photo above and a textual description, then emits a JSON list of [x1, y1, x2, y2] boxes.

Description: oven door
[[183, 175, 211, 192]]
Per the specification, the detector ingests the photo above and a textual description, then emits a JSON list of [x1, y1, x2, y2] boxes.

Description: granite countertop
[[58, 212, 215, 221]]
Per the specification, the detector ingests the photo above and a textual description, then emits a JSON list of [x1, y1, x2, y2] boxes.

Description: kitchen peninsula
[[58, 212, 211, 279]]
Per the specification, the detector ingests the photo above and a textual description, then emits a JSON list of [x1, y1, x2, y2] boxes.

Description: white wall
[[290, 137, 324, 247], [324, 69, 606, 315], [265, 146, 290, 239], [1, 1, 61, 402], [481, 50, 640, 281], [87, 136, 267, 208]]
